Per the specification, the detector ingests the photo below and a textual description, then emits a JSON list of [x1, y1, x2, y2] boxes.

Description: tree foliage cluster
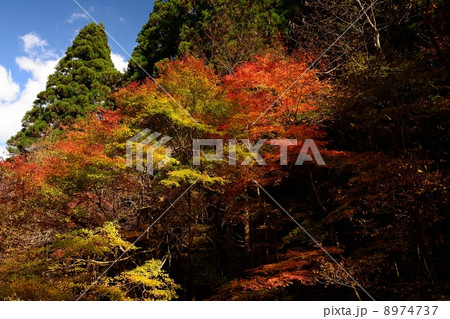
[[0, 0, 449, 300]]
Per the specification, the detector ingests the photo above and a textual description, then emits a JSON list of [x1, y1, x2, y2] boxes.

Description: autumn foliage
[[1, 0, 449, 300]]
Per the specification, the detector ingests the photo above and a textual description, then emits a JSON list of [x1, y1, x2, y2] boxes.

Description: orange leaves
[[114, 53, 330, 151], [223, 53, 329, 139], [42, 110, 123, 180], [218, 53, 331, 177], [1, 156, 40, 181], [0, 156, 43, 201], [213, 248, 344, 300], [116, 54, 333, 194], [0, 53, 335, 216], [0, 109, 125, 206]]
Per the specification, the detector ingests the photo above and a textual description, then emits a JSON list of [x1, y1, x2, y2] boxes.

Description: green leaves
[[127, 0, 193, 81], [127, 0, 284, 79], [8, 23, 120, 152]]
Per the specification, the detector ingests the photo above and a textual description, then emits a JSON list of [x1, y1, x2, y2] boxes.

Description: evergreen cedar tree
[[0, 0, 449, 301], [126, 0, 285, 80], [8, 23, 120, 153]]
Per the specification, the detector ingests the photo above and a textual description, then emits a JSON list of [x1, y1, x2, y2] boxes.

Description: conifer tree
[[8, 22, 120, 152], [126, 0, 197, 82], [126, 0, 284, 80], [179, 0, 284, 74]]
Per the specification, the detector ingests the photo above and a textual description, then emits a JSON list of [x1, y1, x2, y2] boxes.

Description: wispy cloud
[[119, 17, 125, 22], [19, 33, 57, 59], [20, 33, 47, 55], [66, 12, 89, 24]]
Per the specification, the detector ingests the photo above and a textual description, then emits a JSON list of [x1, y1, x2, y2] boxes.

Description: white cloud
[[0, 66, 20, 102], [0, 144, 9, 159], [20, 33, 48, 55], [111, 52, 128, 73], [0, 33, 59, 144], [16, 56, 58, 84], [119, 17, 125, 22], [66, 12, 89, 24]]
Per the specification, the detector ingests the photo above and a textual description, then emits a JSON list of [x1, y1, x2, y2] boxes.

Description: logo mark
[[193, 139, 325, 166], [126, 129, 172, 175]]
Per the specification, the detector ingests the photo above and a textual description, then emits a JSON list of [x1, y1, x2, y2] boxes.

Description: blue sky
[[0, 0, 155, 156]]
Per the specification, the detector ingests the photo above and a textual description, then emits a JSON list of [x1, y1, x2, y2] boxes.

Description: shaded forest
[[1, 0, 449, 301]]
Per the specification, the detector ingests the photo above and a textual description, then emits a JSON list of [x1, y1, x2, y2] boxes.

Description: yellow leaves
[[0, 222, 140, 301], [51, 222, 136, 258], [140, 96, 199, 129], [114, 259, 180, 301], [115, 56, 231, 133], [100, 221, 137, 251], [160, 168, 226, 188]]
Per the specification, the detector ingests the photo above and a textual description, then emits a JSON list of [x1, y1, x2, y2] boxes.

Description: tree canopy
[[1, 0, 449, 301], [8, 22, 120, 152]]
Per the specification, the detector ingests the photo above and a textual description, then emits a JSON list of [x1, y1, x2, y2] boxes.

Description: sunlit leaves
[[114, 259, 180, 301], [224, 53, 329, 139], [160, 168, 226, 188]]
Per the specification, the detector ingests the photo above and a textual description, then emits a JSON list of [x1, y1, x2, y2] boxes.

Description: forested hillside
[[0, 0, 449, 301]]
